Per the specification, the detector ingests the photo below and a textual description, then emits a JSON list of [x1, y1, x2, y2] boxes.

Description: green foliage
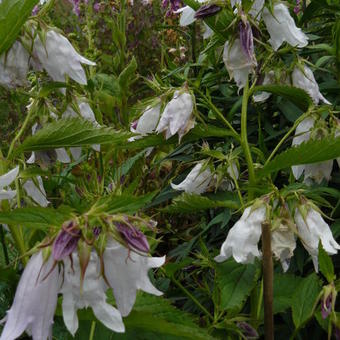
[[291, 273, 322, 330], [0, 0, 38, 55], [163, 193, 239, 214], [0, 206, 73, 230], [258, 136, 340, 178], [318, 243, 335, 283], [253, 85, 313, 111], [16, 118, 131, 154], [216, 259, 260, 311]]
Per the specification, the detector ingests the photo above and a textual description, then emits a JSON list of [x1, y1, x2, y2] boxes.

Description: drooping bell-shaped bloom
[[215, 204, 267, 264], [103, 238, 165, 317], [32, 30, 95, 85], [292, 65, 331, 105], [63, 99, 100, 159], [130, 103, 161, 137], [263, 3, 308, 51], [0, 166, 19, 201], [175, 0, 213, 39], [0, 252, 59, 340], [171, 162, 212, 194], [156, 90, 194, 141], [294, 206, 340, 272], [61, 252, 125, 335], [292, 117, 333, 183], [23, 176, 50, 207], [223, 39, 257, 90], [271, 223, 296, 272], [0, 41, 29, 88], [116, 223, 150, 253]]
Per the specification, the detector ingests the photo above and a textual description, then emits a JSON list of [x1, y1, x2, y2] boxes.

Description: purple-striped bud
[[52, 221, 81, 261], [116, 223, 150, 253], [237, 322, 258, 339], [194, 4, 221, 19], [321, 292, 333, 319], [239, 21, 255, 62]]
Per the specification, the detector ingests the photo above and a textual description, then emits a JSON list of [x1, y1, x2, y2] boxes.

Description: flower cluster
[[1, 214, 165, 338], [215, 196, 340, 272]]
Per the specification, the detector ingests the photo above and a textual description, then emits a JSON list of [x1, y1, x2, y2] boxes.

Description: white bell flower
[[32, 30, 95, 85], [131, 103, 161, 136], [0, 166, 19, 201], [292, 117, 333, 183], [271, 224, 296, 272], [0, 41, 29, 88], [294, 206, 340, 272], [292, 65, 331, 105], [61, 252, 125, 335], [103, 238, 165, 317], [215, 204, 267, 264], [23, 176, 49, 207], [156, 90, 194, 141], [0, 252, 59, 340], [223, 39, 257, 90], [263, 3, 308, 51], [63, 99, 100, 159], [171, 162, 212, 194]]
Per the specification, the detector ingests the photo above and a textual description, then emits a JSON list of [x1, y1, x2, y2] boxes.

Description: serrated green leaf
[[273, 274, 303, 314], [163, 193, 239, 214], [113, 150, 146, 181], [0, 206, 73, 230], [16, 118, 131, 154], [118, 57, 137, 90], [292, 273, 321, 329], [318, 243, 335, 283], [0, 0, 38, 55], [253, 85, 313, 111], [258, 136, 340, 178], [216, 259, 259, 311]]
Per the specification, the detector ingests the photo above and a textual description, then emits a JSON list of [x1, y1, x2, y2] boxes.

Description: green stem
[[240, 79, 255, 199], [264, 112, 310, 166], [7, 106, 34, 159], [89, 321, 96, 340], [194, 88, 240, 140], [164, 270, 214, 321]]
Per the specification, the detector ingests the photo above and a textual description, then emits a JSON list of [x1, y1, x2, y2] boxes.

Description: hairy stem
[[240, 79, 256, 199]]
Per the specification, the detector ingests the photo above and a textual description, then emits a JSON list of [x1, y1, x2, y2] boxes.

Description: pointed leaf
[[258, 136, 340, 178], [0, 0, 39, 55]]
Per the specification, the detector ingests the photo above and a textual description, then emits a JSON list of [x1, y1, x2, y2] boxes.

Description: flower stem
[[7, 105, 34, 159], [261, 221, 274, 340], [164, 269, 214, 321], [89, 321, 96, 340], [264, 112, 310, 166], [240, 79, 255, 199]]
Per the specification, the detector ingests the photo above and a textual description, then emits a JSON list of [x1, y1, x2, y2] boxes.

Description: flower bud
[[52, 225, 81, 261], [116, 223, 150, 253], [239, 21, 255, 62], [194, 4, 221, 19]]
